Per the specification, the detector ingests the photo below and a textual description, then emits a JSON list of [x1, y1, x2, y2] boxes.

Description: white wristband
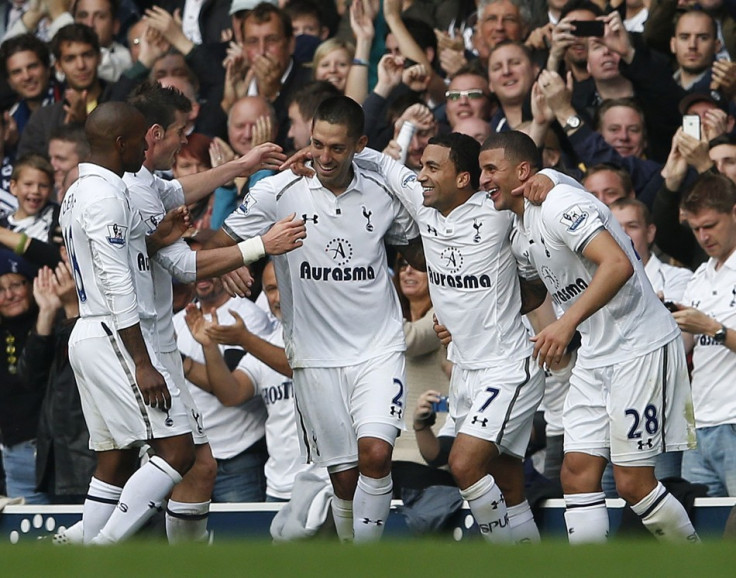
[[237, 236, 266, 265]]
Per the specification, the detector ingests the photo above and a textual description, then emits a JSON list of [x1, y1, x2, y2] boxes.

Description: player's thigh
[[348, 351, 407, 433], [456, 357, 544, 459], [292, 366, 357, 468], [563, 364, 609, 458], [159, 350, 209, 446], [608, 342, 692, 466]]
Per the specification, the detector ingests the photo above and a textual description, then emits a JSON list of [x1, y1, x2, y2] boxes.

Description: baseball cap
[[678, 91, 725, 115], [229, 0, 277, 16], [0, 249, 37, 280]]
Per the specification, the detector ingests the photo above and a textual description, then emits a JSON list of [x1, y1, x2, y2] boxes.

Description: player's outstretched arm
[[531, 231, 633, 368], [179, 143, 287, 204], [118, 323, 171, 410]]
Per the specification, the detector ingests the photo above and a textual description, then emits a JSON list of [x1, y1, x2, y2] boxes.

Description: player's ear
[[151, 124, 164, 141], [355, 135, 368, 153], [517, 160, 532, 181], [456, 170, 470, 189]]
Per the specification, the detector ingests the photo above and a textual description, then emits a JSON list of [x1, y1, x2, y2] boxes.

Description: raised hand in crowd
[[383, 102, 434, 161], [525, 22, 553, 52], [402, 63, 432, 94], [703, 108, 730, 142], [711, 59, 736, 102], [252, 115, 274, 149], [204, 309, 249, 347], [600, 11, 635, 63], [526, 81, 555, 146], [546, 16, 577, 72], [374, 53, 404, 98], [537, 69, 576, 127], [674, 128, 712, 174], [33, 266, 63, 335], [54, 259, 78, 317], [184, 303, 216, 347], [661, 132, 689, 192], [63, 88, 89, 124], [137, 25, 170, 69], [435, 28, 467, 78], [144, 6, 193, 56]]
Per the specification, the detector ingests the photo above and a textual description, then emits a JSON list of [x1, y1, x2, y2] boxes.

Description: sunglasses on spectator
[[445, 89, 486, 101]]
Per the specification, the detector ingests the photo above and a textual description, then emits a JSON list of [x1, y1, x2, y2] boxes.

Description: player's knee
[[560, 457, 601, 494], [613, 469, 655, 504], [156, 440, 197, 477], [358, 440, 392, 477], [448, 451, 479, 489], [192, 448, 217, 487]]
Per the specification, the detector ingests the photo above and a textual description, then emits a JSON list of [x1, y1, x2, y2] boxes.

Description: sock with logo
[[92, 456, 183, 545], [331, 496, 354, 542], [508, 499, 540, 543], [460, 474, 511, 544], [564, 492, 609, 544], [82, 477, 122, 544], [352, 473, 392, 543], [166, 500, 210, 543], [631, 482, 700, 543]]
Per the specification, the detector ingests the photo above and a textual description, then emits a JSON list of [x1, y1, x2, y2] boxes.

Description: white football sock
[[631, 482, 700, 543], [83, 477, 122, 544], [92, 456, 182, 545], [460, 474, 511, 544], [564, 492, 609, 544], [508, 500, 540, 543], [353, 473, 392, 543], [166, 500, 210, 543], [331, 496, 354, 543]]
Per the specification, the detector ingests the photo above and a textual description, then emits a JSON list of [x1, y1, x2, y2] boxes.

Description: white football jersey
[[124, 167, 197, 353], [236, 324, 306, 500], [682, 252, 736, 428], [355, 148, 530, 369], [516, 185, 679, 368], [173, 296, 271, 459], [222, 165, 419, 368], [60, 163, 158, 338]]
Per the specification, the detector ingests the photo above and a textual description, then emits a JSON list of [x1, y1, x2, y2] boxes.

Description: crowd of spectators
[[1, 0, 736, 537]]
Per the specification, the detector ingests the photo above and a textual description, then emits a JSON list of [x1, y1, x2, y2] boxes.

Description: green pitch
[[1, 539, 734, 577]]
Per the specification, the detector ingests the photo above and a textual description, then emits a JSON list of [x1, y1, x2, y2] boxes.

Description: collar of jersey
[[305, 161, 362, 195], [78, 162, 126, 189]]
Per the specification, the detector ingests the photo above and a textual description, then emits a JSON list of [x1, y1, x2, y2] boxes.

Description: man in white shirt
[[59, 102, 196, 544], [480, 130, 698, 543], [122, 79, 305, 540], [73, 0, 132, 82], [674, 174, 736, 497], [207, 95, 421, 542]]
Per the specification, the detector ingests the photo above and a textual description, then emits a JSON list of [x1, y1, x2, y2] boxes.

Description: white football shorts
[[452, 356, 545, 459], [69, 319, 193, 451], [292, 351, 406, 468], [564, 337, 695, 465]]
